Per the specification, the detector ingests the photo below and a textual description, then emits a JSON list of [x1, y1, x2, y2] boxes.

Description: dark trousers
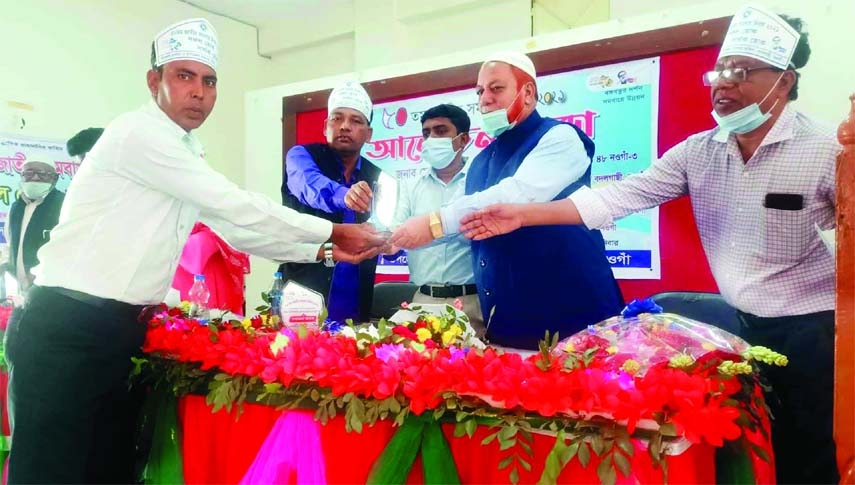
[[4, 286, 147, 484], [738, 310, 839, 484]]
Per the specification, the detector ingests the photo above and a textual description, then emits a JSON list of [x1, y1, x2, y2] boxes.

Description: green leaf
[[578, 442, 591, 468], [387, 397, 401, 414], [596, 456, 617, 485], [453, 422, 466, 438], [616, 436, 634, 457], [254, 305, 268, 312], [659, 422, 678, 437], [310, 388, 320, 401], [519, 457, 532, 472], [498, 456, 514, 470], [499, 425, 518, 441], [591, 433, 605, 456], [614, 451, 632, 478], [464, 418, 477, 438], [509, 466, 520, 485], [482, 431, 499, 446], [559, 441, 580, 465], [499, 437, 516, 451], [747, 440, 771, 463]]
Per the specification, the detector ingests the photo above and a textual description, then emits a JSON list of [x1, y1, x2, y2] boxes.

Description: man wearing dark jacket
[[280, 79, 381, 322], [3, 160, 64, 294]]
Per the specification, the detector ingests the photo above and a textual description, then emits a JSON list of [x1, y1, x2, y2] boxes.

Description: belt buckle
[[429, 286, 439, 298]]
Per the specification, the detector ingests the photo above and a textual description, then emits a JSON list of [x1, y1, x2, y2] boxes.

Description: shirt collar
[[142, 100, 205, 157], [711, 103, 796, 145], [426, 157, 468, 184]]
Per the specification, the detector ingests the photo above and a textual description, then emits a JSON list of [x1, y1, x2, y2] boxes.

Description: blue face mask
[[711, 70, 783, 135]]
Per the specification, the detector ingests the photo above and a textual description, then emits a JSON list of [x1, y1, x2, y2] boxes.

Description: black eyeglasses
[[22, 169, 55, 178], [702, 66, 780, 86]]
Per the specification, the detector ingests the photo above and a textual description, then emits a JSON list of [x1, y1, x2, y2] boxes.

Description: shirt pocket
[[761, 207, 812, 263]]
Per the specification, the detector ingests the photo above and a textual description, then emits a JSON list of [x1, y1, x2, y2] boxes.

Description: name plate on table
[[281, 281, 324, 328]]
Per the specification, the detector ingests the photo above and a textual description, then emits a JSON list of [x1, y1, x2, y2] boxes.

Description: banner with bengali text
[[0, 132, 79, 245], [368, 57, 661, 279]]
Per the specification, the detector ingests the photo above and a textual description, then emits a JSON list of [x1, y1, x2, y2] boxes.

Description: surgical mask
[[711, 71, 784, 135], [22, 181, 52, 200], [479, 87, 525, 137], [421, 135, 461, 170]]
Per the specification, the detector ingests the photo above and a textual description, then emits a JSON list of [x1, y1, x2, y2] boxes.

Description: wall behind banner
[[0, 0, 271, 185], [290, 46, 721, 302]]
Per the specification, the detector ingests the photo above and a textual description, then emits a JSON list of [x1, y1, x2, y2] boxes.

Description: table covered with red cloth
[[178, 395, 715, 484]]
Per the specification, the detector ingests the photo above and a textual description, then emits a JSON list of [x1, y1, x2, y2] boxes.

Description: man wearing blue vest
[[391, 51, 623, 349]]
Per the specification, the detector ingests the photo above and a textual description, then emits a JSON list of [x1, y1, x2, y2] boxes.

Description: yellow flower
[[441, 325, 463, 345], [744, 346, 788, 367], [564, 342, 576, 353], [179, 300, 191, 315], [717, 360, 753, 376], [269, 333, 290, 356], [701, 342, 716, 351], [669, 353, 694, 369], [415, 327, 432, 343], [427, 316, 442, 332], [621, 359, 641, 375], [241, 318, 253, 331], [606, 346, 618, 355]]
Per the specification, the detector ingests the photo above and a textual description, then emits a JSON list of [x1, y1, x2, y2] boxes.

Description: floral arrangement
[[135, 298, 784, 484]]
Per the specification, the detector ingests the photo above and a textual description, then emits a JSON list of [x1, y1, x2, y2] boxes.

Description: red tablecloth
[[179, 395, 716, 484]]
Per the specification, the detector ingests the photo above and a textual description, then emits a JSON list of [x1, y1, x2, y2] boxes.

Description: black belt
[[36, 286, 155, 323], [419, 284, 477, 299]]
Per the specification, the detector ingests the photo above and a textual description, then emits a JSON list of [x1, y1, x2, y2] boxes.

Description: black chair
[[649, 291, 741, 336], [371, 281, 418, 320]]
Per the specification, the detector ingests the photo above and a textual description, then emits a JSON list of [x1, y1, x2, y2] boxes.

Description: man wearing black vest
[[281, 79, 381, 323], [3, 160, 63, 295]]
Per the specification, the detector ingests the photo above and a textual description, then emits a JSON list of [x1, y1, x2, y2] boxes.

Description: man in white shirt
[[460, 8, 838, 484], [2, 161, 63, 296], [390, 104, 483, 334], [3, 18, 382, 484]]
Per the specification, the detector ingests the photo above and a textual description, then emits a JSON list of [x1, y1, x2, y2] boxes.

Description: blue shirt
[[391, 164, 474, 286], [285, 144, 362, 321], [285, 145, 362, 217]]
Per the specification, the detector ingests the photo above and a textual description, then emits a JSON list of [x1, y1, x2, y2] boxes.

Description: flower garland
[[136, 300, 785, 484]]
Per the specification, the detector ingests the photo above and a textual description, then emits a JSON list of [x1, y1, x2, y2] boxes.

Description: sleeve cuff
[[332, 185, 349, 211], [568, 186, 614, 230]]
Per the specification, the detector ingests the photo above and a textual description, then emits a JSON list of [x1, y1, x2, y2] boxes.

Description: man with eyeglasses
[[2, 161, 63, 296], [458, 6, 839, 483]]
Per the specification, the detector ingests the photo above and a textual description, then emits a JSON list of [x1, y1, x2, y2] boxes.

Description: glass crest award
[[369, 171, 398, 238]]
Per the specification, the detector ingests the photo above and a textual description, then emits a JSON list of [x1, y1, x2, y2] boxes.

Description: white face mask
[[711, 71, 784, 135], [22, 181, 52, 200], [421, 134, 462, 170], [479, 87, 526, 137]]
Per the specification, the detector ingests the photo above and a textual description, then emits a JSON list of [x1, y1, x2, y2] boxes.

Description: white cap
[[328, 79, 372, 121], [483, 51, 537, 80], [718, 4, 799, 70], [154, 18, 219, 70]]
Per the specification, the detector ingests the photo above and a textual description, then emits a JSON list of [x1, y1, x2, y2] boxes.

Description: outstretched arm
[[459, 198, 583, 240]]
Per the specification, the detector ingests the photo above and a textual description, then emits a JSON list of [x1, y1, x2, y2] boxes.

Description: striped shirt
[[571, 105, 839, 317]]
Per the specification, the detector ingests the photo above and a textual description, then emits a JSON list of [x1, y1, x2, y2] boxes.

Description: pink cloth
[[172, 223, 250, 315], [239, 410, 326, 485]]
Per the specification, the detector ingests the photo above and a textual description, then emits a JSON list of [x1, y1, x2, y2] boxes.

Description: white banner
[[369, 57, 662, 280]]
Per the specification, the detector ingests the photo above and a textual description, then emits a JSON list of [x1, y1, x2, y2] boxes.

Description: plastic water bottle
[[188, 274, 211, 323], [269, 272, 285, 319]]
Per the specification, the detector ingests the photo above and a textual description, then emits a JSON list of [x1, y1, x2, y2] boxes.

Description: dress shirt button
[[484, 289, 492, 297], [479, 259, 487, 268]]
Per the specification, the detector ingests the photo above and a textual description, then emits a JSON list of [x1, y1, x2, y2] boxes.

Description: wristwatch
[[323, 242, 335, 268], [429, 211, 444, 240]]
